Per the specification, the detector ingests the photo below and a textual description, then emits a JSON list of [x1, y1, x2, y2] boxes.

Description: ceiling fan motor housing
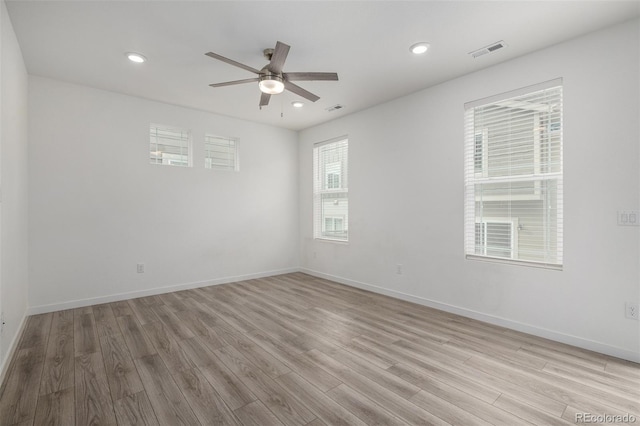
[[260, 67, 282, 79], [263, 48, 275, 61]]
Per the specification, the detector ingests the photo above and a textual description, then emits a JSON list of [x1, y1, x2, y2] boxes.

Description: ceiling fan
[[205, 41, 338, 108]]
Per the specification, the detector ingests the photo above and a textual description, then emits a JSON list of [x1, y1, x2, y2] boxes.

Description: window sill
[[314, 237, 349, 245], [465, 254, 562, 271]]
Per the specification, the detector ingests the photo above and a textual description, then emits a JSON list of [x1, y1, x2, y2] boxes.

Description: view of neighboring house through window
[[464, 80, 563, 268], [314, 137, 349, 241], [205, 134, 238, 171], [150, 124, 191, 167]]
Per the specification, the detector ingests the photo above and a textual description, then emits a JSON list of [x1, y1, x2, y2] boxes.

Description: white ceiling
[[6, 1, 639, 131]]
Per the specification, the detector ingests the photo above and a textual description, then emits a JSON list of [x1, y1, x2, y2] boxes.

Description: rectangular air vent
[[326, 104, 344, 112], [469, 41, 506, 58]]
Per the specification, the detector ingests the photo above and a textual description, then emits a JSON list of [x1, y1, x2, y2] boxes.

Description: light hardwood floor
[[0, 272, 638, 425]]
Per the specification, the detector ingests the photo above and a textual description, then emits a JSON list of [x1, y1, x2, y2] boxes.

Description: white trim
[[471, 172, 562, 185], [464, 77, 563, 110], [15, 266, 638, 366], [0, 314, 28, 387], [26, 267, 299, 315], [300, 268, 639, 363], [313, 238, 349, 246], [313, 135, 348, 149], [465, 254, 563, 271]]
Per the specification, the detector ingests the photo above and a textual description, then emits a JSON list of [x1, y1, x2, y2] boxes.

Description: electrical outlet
[[396, 264, 403, 275], [625, 302, 639, 320], [137, 263, 145, 273]]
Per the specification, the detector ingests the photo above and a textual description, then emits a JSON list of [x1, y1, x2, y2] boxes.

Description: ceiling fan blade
[[259, 92, 271, 107], [209, 78, 259, 88], [205, 52, 261, 74], [284, 72, 339, 82], [268, 41, 290, 74], [284, 81, 320, 102]]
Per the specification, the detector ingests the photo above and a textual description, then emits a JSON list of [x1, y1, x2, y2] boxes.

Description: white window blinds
[[150, 124, 191, 167], [464, 80, 563, 268], [313, 138, 349, 241], [205, 135, 238, 171]]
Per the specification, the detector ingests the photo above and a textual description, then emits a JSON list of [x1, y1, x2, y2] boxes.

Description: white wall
[[299, 19, 640, 361], [28, 77, 299, 312], [16, 16, 640, 364], [0, 0, 29, 372]]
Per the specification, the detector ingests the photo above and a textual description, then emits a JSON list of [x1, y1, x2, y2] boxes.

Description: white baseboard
[[22, 266, 640, 363], [301, 268, 640, 364], [27, 267, 299, 315], [0, 313, 28, 388]]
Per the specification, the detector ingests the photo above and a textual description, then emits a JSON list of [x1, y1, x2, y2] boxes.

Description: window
[[464, 80, 563, 268], [150, 124, 191, 167], [205, 135, 238, 171], [475, 218, 519, 259], [324, 216, 346, 239], [314, 137, 348, 241], [326, 162, 342, 189]]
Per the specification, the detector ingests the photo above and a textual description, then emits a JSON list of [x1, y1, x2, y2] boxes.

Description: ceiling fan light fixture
[[259, 75, 285, 94], [126, 52, 147, 63], [410, 42, 430, 55]]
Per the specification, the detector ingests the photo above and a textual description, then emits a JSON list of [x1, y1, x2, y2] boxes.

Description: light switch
[[618, 210, 639, 226]]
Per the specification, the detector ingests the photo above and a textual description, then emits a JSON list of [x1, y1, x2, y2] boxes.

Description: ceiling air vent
[[326, 104, 344, 112], [469, 41, 506, 58]]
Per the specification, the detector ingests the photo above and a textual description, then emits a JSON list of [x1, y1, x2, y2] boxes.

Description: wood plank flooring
[[1, 272, 638, 425]]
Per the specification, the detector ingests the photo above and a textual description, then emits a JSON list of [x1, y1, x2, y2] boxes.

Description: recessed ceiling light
[[126, 52, 146, 63], [410, 42, 430, 55], [291, 101, 304, 108]]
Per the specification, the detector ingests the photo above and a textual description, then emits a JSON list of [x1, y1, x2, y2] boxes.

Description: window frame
[[464, 79, 563, 270], [313, 136, 349, 242], [204, 134, 239, 172], [149, 123, 192, 168]]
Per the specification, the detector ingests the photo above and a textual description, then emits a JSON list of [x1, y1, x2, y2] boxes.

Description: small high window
[[150, 124, 191, 167], [205, 135, 238, 171]]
